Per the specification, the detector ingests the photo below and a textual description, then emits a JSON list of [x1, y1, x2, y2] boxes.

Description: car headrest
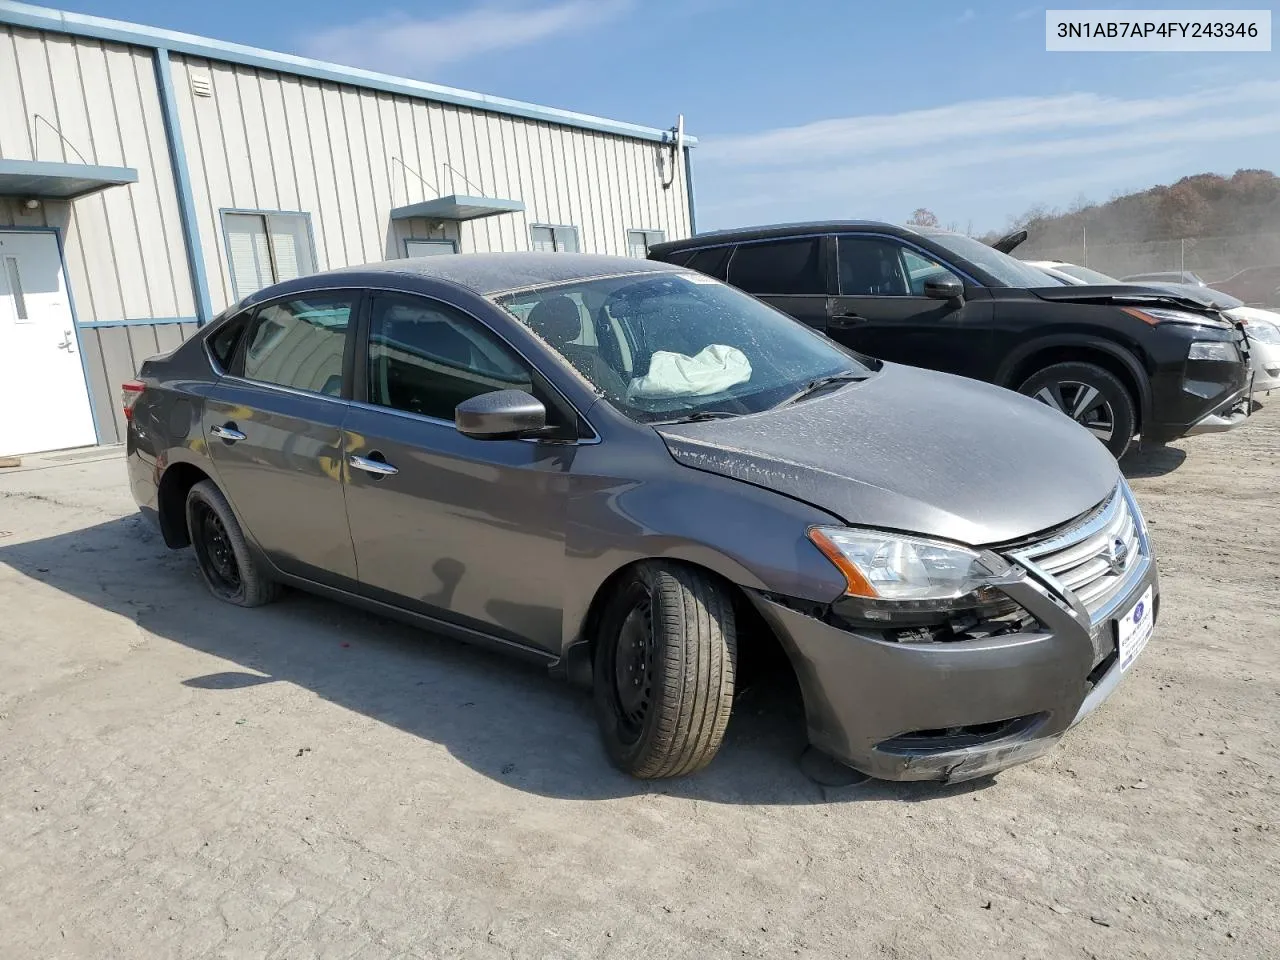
[[527, 295, 582, 347]]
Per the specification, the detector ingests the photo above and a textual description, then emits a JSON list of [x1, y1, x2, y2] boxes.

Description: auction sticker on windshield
[[1118, 586, 1154, 672]]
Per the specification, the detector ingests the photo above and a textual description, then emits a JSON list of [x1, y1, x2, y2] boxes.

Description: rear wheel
[[186, 480, 279, 607], [1018, 362, 1137, 459], [593, 562, 737, 778]]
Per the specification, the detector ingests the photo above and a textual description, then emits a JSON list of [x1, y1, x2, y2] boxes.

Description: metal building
[[0, 1, 696, 456]]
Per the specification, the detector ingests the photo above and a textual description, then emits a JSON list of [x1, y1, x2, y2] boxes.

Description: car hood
[[1031, 283, 1233, 322], [656, 364, 1120, 547]]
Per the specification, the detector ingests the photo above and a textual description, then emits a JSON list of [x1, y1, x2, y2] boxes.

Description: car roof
[[648, 220, 922, 254], [319, 252, 683, 296]]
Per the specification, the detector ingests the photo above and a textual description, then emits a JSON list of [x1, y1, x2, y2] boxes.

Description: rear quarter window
[[207, 314, 248, 371]]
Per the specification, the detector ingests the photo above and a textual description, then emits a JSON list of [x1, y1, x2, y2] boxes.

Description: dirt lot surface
[[1, 407, 1277, 960]]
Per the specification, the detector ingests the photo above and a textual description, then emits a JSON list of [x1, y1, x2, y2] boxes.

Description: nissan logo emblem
[[1107, 537, 1129, 574]]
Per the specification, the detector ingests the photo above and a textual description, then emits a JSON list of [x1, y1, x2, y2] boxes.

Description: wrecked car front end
[[748, 483, 1157, 782]]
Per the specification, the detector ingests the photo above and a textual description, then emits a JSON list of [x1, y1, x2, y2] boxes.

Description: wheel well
[[1005, 346, 1145, 432], [156, 462, 211, 548], [575, 559, 800, 697]]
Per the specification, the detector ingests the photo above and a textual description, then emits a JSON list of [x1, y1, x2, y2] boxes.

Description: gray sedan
[[125, 253, 1159, 782]]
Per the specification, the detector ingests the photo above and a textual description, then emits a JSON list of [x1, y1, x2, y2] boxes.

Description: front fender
[[556, 460, 849, 668], [996, 333, 1152, 423]]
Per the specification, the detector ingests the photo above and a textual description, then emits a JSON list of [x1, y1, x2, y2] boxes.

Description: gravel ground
[[1, 405, 1277, 960]]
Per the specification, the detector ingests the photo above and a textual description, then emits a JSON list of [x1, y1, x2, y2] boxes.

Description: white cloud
[[694, 81, 1280, 230], [302, 0, 632, 74], [699, 82, 1280, 168]]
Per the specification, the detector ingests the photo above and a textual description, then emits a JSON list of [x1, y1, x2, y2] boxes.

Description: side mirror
[[923, 275, 964, 302], [455, 389, 547, 440]]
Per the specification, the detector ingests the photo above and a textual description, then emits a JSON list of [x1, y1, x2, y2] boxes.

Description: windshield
[[1057, 263, 1119, 285], [496, 272, 873, 423], [921, 231, 1058, 288]]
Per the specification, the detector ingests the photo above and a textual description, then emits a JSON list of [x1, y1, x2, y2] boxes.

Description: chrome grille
[[1008, 484, 1147, 623]]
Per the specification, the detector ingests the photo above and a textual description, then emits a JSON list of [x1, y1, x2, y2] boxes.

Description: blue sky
[[51, 0, 1280, 232]]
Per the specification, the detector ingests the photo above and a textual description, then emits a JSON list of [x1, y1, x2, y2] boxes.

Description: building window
[[223, 211, 317, 300], [530, 224, 580, 253], [404, 239, 458, 258], [626, 229, 665, 259]]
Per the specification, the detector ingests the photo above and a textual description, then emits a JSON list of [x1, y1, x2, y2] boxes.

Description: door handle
[[56, 329, 75, 352], [210, 423, 247, 443], [349, 454, 399, 477], [828, 313, 866, 330]]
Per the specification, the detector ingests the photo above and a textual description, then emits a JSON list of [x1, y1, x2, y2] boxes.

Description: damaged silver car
[[126, 253, 1158, 782]]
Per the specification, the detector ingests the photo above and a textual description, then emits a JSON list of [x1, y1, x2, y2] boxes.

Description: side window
[[683, 246, 731, 280], [207, 313, 249, 371], [901, 248, 961, 295], [367, 293, 534, 422], [838, 236, 959, 296], [727, 238, 824, 295], [238, 293, 353, 396]]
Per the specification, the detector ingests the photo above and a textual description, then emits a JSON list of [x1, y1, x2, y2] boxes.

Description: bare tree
[[907, 207, 940, 228]]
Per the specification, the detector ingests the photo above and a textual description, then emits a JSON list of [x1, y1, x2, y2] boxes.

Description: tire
[[185, 479, 279, 607], [1018, 362, 1137, 459], [592, 562, 737, 778]]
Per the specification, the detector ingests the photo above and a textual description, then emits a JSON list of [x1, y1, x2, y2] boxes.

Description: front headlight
[[1245, 320, 1280, 345], [1188, 340, 1239, 362], [808, 527, 1017, 602]]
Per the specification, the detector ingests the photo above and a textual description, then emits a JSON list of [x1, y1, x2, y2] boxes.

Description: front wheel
[[1018, 362, 1137, 459], [592, 562, 737, 778]]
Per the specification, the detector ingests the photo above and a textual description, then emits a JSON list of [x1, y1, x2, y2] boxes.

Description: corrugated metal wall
[[1, 26, 199, 446], [0, 25, 195, 322], [169, 55, 692, 315], [2, 22, 694, 449]]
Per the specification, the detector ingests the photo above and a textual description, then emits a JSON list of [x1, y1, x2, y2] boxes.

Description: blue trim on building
[[152, 47, 213, 327], [684, 146, 698, 235], [78, 317, 198, 328], [2, 224, 103, 444], [0, 1, 697, 147]]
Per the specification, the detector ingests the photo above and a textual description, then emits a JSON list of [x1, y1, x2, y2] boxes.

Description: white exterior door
[[0, 231, 97, 457]]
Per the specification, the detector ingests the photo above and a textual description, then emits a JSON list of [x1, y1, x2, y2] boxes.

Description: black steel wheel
[[1018, 362, 1137, 458], [593, 561, 736, 779], [185, 479, 279, 607]]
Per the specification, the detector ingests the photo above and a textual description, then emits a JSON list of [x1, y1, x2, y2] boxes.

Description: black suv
[[649, 222, 1252, 457]]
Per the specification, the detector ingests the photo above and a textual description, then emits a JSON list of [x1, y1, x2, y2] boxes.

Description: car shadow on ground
[[1120, 443, 1188, 479], [0, 515, 995, 806]]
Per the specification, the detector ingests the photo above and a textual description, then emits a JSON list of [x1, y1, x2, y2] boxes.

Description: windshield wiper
[[776, 371, 868, 407], [652, 410, 742, 425]]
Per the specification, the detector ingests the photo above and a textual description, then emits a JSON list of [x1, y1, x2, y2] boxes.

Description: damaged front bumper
[[748, 555, 1159, 783], [1183, 380, 1253, 435]]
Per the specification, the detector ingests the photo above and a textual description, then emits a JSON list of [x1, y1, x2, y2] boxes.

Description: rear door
[[342, 291, 575, 653], [203, 290, 360, 584], [724, 237, 830, 328], [827, 234, 993, 377]]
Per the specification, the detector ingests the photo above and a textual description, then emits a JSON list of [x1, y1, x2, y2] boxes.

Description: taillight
[[121, 380, 145, 420]]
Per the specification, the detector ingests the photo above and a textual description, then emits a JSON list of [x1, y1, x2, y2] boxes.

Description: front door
[[0, 231, 96, 456], [342, 291, 573, 653], [828, 235, 993, 378], [203, 290, 359, 584]]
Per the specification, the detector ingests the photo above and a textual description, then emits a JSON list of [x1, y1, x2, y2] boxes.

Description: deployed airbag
[[627, 344, 752, 400]]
